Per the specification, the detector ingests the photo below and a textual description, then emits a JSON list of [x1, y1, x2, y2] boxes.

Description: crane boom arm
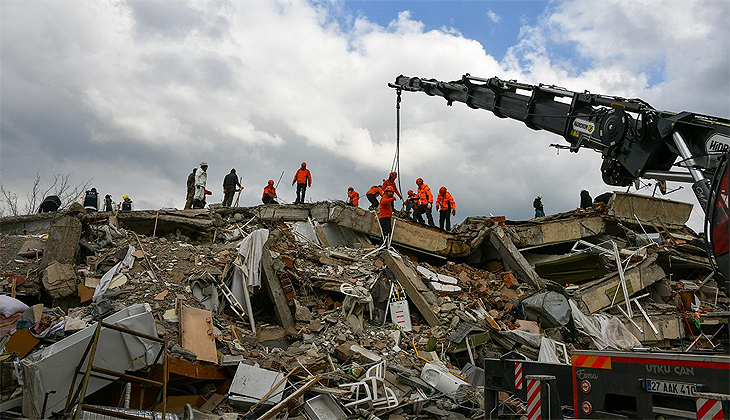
[[390, 74, 730, 193]]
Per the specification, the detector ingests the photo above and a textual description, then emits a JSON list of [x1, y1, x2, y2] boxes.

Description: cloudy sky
[[1, 0, 728, 230]]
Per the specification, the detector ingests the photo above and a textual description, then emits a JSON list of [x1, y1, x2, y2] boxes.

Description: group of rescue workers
[[180, 161, 457, 242]]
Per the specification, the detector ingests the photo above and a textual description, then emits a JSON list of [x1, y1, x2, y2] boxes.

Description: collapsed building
[[0, 192, 727, 419]]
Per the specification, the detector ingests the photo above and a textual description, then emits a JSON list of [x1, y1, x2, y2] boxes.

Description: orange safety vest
[[417, 183, 433, 206], [436, 191, 456, 211]]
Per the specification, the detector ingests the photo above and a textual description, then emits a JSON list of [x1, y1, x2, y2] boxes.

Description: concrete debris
[[0, 194, 727, 419]]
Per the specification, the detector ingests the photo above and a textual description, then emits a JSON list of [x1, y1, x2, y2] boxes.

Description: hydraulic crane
[[389, 74, 729, 289]]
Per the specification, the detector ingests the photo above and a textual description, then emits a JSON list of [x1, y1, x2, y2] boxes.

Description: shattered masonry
[[0, 192, 727, 419]]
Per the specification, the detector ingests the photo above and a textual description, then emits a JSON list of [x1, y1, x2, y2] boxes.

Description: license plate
[[645, 379, 698, 397]]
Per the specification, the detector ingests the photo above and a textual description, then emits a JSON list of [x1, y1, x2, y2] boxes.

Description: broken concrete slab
[[488, 226, 545, 289], [40, 214, 82, 269], [17, 238, 45, 258], [508, 216, 607, 248], [260, 243, 295, 330], [42, 262, 77, 299], [578, 253, 665, 314], [381, 251, 441, 328], [331, 205, 471, 258], [608, 191, 692, 230]]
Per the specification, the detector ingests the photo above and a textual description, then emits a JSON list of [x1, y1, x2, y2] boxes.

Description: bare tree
[[0, 172, 93, 216], [0, 185, 20, 217]]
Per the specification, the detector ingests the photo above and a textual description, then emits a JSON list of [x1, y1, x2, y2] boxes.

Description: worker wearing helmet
[[347, 187, 359, 207], [292, 162, 312, 204], [262, 179, 278, 204], [379, 186, 397, 242], [404, 189, 419, 217], [82, 187, 99, 211], [193, 161, 209, 209], [222, 168, 242, 207], [381, 171, 402, 200], [436, 187, 456, 231], [413, 178, 435, 226], [366, 185, 383, 211], [120, 195, 133, 213], [533, 195, 545, 218]]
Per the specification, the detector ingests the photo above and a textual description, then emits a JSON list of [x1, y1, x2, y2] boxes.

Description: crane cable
[[391, 89, 403, 197]]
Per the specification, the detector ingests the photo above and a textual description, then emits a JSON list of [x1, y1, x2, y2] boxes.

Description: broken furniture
[[63, 319, 169, 420]]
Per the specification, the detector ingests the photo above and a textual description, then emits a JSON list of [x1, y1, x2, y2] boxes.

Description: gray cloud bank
[[1, 0, 727, 230]]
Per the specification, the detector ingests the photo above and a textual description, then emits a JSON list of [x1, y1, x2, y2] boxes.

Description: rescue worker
[[436, 187, 456, 231], [262, 179, 278, 204], [413, 178, 435, 226], [120, 195, 133, 213], [104, 194, 114, 212], [381, 172, 402, 200], [533, 195, 545, 217], [379, 186, 397, 243], [38, 195, 61, 213], [405, 189, 419, 217], [82, 188, 99, 211], [580, 190, 592, 209], [185, 167, 197, 209], [366, 185, 382, 210], [347, 187, 359, 207], [222, 169, 242, 207], [292, 162, 312, 204], [193, 162, 209, 209]]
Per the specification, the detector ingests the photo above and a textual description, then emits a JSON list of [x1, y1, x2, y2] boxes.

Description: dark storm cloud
[[0, 0, 726, 231]]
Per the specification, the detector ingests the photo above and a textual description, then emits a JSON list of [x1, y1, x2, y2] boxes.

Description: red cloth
[[348, 190, 359, 206], [292, 168, 312, 186], [379, 194, 396, 218]]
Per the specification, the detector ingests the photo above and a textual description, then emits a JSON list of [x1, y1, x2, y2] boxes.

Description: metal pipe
[[672, 131, 711, 211], [642, 170, 695, 183]]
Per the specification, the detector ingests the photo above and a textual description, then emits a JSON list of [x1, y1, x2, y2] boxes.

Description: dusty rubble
[[0, 193, 727, 419]]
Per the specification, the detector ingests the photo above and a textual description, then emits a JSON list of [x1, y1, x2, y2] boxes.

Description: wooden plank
[[381, 250, 441, 328], [260, 245, 294, 329], [489, 226, 545, 289], [179, 306, 218, 364]]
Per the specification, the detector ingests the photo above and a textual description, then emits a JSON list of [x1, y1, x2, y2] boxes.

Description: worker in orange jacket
[[413, 178, 435, 226], [381, 172, 402, 200], [262, 180, 278, 204], [292, 162, 312, 204], [436, 187, 456, 231], [405, 189, 419, 217], [366, 185, 383, 210], [347, 187, 359, 207], [379, 186, 397, 242]]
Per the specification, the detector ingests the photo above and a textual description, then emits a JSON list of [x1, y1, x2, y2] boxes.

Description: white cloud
[[0, 0, 726, 231], [486, 10, 501, 24]]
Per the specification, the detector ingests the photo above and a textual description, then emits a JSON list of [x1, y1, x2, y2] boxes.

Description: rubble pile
[[0, 192, 727, 419]]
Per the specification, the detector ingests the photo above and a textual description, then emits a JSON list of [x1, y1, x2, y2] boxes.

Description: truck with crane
[[390, 74, 730, 419]]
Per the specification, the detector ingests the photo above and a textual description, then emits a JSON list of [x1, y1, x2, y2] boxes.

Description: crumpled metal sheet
[[21, 303, 160, 418]]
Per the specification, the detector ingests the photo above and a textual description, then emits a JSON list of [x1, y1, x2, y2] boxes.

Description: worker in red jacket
[[292, 162, 312, 204], [366, 185, 383, 210], [379, 186, 397, 242], [347, 187, 359, 207], [381, 172, 402, 200], [436, 186, 456, 231], [413, 178, 435, 226], [262, 180, 278, 204]]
